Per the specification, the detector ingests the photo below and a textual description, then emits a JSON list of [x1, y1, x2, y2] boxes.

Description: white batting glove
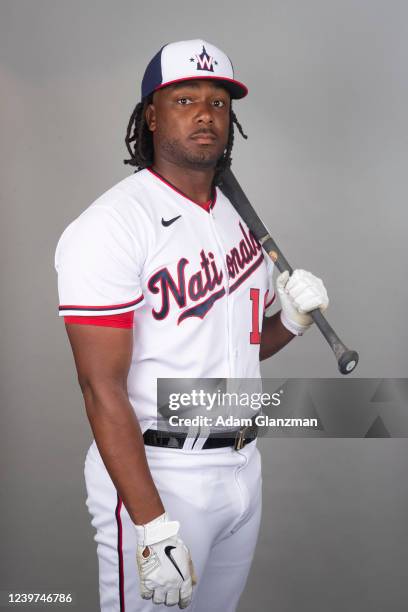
[[277, 269, 329, 336], [134, 512, 196, 608]]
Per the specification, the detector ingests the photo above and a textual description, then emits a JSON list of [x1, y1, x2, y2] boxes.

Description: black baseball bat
[[218, 167, 359, 375]]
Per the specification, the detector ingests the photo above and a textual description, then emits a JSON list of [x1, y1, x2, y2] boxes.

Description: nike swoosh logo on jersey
[[161, 215, 181, 227], [164, 545, 185, 580]]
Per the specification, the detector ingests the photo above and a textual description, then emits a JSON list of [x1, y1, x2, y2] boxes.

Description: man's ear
[[145, 104, 156, 132]]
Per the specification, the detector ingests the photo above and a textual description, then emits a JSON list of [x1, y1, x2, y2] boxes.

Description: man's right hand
[[135, 513, 196, 608]]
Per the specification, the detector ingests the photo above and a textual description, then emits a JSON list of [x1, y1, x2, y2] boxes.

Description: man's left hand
[[277, 269, 329, 336]]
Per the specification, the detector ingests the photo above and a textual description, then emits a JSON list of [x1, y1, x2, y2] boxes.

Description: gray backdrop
[[1, 0, 407, 610]]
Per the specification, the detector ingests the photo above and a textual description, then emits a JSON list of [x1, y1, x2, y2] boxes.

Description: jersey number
[[250, 288, 271, 344], [250, 288, 261, 344]]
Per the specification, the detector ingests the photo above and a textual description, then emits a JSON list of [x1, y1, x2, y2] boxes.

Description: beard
[[159, 136, 224, 169]]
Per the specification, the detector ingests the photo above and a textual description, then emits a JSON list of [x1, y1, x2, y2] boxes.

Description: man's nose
[[195, 101, 214, 123]]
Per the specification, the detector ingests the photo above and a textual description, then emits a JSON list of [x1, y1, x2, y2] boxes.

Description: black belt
[[143, 424, 258, 451]]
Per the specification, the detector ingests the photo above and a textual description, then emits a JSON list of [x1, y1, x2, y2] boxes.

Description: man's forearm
[[82, 382, 164, 525], [260, 310, 296, 361]]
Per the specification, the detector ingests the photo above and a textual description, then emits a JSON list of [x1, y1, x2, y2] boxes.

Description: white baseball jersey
[[55, 167, 275, 432]]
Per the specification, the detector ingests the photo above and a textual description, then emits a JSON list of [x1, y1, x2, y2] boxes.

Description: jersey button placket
[[208, 207, 234, 378]]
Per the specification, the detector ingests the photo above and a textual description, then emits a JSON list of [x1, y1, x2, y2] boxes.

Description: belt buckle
[[234, 426, 249, 451]]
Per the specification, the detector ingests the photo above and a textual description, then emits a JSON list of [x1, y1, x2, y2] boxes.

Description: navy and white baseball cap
[[141, 39, 248, 100]]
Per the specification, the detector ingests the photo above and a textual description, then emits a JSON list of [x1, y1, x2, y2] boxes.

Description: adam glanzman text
[[168, 415, 319, 428]]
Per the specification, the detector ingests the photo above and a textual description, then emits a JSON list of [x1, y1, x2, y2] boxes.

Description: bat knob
[[338, 350, 359, 375]]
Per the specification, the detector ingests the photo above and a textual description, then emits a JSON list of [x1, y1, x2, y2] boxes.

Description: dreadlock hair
[[123, 94, 248, 185]]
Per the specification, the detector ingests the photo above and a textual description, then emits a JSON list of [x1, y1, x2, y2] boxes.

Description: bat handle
[[263, 240, 359, 374], [219, 170, 359, 375], [310, 309, 359, 374]]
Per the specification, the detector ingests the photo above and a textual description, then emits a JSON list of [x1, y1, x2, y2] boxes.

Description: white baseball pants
[[84, 438, 262, 612]]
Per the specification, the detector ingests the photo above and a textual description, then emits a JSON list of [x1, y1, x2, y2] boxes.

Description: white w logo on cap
[[192, 46, 217, 72]]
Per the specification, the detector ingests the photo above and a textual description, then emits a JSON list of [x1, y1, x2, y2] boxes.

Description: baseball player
[[55, 39, 328, 611]]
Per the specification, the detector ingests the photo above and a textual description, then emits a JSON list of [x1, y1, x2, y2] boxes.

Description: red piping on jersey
[[64, 311, 134, 328], [147, 167, 216, 212], [115, 495, 126, 612], [265, 293, 276, 309], [59, 294, 144, 312]]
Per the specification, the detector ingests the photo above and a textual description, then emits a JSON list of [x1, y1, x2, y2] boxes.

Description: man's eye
[[213, 100, 226, 108], [177, 97, 192, 105]]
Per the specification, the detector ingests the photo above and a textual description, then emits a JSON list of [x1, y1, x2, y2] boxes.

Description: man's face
[[146, 79, 231, 169]]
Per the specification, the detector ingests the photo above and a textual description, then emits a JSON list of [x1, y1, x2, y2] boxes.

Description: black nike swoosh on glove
[[164, 545, 185, 580]]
